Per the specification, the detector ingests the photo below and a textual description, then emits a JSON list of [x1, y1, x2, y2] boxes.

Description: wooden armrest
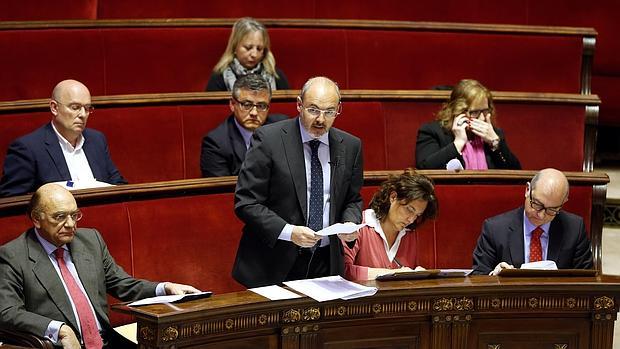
[[0, 327, 54, 349]]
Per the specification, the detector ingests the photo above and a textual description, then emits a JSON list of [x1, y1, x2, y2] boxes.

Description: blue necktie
[[308, 139, 323, 233]]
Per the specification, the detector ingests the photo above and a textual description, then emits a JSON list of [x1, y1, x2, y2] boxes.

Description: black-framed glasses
[[529, 191, 562, 216], [300, 104, 342, 118], [232, 97, 269, 112], [48, 210, 83, 223], [54, 101, 94, 115], [466, 108, 491, 118]]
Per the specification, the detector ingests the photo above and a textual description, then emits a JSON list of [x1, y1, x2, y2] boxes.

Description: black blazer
[[471, 207, 593, 275], [415, 120, 521, 169], [232, 117, 364, 287], [200, 113, 288, 177], [0, 123, 126, 197], [205, 67, 290, 91]]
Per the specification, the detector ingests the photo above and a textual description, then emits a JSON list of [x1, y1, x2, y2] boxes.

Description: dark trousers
[[285, 245, 331, 281]]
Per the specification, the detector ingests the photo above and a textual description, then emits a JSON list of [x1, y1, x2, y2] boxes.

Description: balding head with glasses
[[0, 183, 200, 348], [0, 79, 126, 197], [297, 77, 342, 138], [472, 168, 592, 275]]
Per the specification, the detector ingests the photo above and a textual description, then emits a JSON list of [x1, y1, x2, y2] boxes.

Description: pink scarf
[[461, 137, 488, 170]]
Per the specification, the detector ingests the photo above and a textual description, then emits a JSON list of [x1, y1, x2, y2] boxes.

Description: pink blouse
[[343, 209, 418, 280]]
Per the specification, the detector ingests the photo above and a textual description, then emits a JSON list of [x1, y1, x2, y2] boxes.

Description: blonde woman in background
[[206, 17, 289, 91]]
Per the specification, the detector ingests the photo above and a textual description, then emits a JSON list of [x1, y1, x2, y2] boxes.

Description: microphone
[[446, 158, 464, 171]]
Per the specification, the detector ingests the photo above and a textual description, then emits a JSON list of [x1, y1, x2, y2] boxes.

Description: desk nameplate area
[[112, 275, 620, 349]]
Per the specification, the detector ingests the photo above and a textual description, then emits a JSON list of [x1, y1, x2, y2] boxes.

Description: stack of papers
[[284, 275, 377, 302], [520, 261, 558, 270], [249, 285, 302, 300]]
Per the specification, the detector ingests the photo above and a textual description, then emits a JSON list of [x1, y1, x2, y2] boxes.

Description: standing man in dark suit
[[0, 79, 126, 197], [232, 77, 363, 288], [472, 168, 593, 275], [0, 183, 199, 349], [200, 74, 287, 177]]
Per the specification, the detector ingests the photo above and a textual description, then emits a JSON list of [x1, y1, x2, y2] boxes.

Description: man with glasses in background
[[232, 76, 363, 288], [0, 183, 199, 348], [200, 73, 287, 177], [472, 168, 593, 275], [0, 79, 126, 197]]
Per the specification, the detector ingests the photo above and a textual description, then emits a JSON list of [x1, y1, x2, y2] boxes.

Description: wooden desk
[[113, 275, 620, 349]]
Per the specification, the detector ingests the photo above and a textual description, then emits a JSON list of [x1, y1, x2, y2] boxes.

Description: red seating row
[[0, 91, 599, 185], [0, 171, 607, 325], [0, 22, 589, 101]]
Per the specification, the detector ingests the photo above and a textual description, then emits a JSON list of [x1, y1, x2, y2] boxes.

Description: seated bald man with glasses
[[472, 168, 593, 275], [0, 79, 126, 197], [200, 73, 288, 177], [0, 183, 199, 349]]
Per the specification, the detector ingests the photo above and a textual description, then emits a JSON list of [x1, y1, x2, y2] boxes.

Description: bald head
[[531, 168, 569, 201], [49, 80, 92, 146], [300, 77, 340, 101], [297, 77, 341, 138], [51, 79, 90, 102], [29, 184, 79, 247]]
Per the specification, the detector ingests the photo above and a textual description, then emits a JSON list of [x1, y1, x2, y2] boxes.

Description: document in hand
[[520, 260, 558, 270], [128, 291, 212, 306], [284, 275, 377, 302], [315, 222, 366, 236]]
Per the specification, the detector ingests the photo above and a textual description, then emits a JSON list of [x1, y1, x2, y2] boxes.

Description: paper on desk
[[520, 260, 558, 270], [439, 269, 473, 276], [128, 291, 212, 306], [284, 275, 377, 302], [51, 180, 114, 191], [249, 285, 302, 300], [315, 223, 366, 236]]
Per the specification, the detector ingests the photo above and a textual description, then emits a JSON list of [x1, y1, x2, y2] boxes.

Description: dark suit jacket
[[415, 120, 521, 169], [200, 113, 288, 177], [0, 123, 126, 197], [0, 228, 157, 342], [232, 117, 364, 287], [205, 67, 290, 91], [471, 207, 593, 275]]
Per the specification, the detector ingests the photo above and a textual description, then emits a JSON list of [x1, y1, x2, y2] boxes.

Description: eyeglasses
[[466, 108, 491, 118], [232, 97, 269, 112], [49, 210, 83, 223], [529, 191, 562, 216], [54, 101, 95, 115], [301, 104, 342, 118]]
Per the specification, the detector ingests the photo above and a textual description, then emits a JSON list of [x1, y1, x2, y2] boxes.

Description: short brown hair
[[369, 169, 438, 228]]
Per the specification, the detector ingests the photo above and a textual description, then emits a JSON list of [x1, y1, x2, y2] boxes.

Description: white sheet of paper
[[315, 223, 366, 236], [249, 285, 302, 300], [520, 260, 558, 270], [128, 291, 211, 306], [284, 275, 377, 302]]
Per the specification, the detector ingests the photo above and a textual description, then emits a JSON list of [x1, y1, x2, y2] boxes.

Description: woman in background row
[[415, 79, 521, 170], [343, 171, 438, 280], [206, 17, 289, 91]]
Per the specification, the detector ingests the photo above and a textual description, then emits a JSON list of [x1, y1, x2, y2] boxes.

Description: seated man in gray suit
[[0, 183, 199, 349], [472, 168, 593, 275], [200, 73, 287, 177]]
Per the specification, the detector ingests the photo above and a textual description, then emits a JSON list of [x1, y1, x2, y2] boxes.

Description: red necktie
[[54, 248, 103, 349], [529, 227, 543, 262]]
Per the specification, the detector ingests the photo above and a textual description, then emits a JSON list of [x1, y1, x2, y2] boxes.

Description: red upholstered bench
[[0, 171, 607, 327], [0, 21, 592, 101], [0, 91, 598, 187]]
